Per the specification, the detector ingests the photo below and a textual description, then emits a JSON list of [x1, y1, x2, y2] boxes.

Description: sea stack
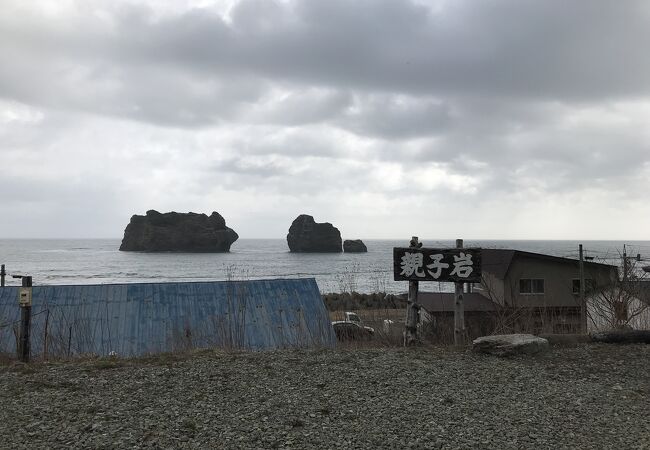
[[119, 210, 238, 252], [287, 214, 342, 253], [343, 239, 367, 253]]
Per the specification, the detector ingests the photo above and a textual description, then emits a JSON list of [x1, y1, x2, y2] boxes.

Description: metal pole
[[0, 264, 5, 287], [579, 244, 586, 334], [18, 276, 32, 363], [404, 236, 420, 346], [454, 239, 465, 346]]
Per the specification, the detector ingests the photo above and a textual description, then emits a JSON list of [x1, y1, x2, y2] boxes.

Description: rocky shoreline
[[1, 344, 648, 449]]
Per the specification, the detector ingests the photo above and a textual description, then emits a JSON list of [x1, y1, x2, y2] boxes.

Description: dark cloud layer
[[0, 0, 649, 238], [4, 1, 650, 122]]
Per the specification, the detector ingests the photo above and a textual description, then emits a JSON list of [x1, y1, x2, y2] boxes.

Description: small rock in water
[[343, 239, 367, 253]]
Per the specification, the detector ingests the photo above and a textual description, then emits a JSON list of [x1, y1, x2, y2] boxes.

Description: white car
[[331, 312, 375, 340]]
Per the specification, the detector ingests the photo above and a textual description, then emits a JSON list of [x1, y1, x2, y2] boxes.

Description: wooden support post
[[622, 245, 628, 282], [404, 236, 421, 346], [579, 244, 586, 334], [454, 239, 465, 346], [67, 326, 72, 357], [619, 245, 629, 329], [0, 264, 5, 287], [18, 276, 32, 363]]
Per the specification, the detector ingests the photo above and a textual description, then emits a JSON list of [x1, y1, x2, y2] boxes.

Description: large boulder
[[343, 239, 367, 253], [287, 215, 342, 253], [472, 334, 549, 356], [119, 210, 238, 252]]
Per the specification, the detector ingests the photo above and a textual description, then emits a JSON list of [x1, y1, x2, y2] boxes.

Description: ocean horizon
[[1, 238, 648, 294]]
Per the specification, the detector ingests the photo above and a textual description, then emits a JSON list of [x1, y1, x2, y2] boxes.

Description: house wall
[[474, 271, 505, 305], [503, 256, 616, 308], [472, 254, 618, 334], [587, 292, 650, 331], [627, 302, 650, 329]]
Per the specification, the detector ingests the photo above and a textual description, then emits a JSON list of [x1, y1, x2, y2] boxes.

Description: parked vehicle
[[331, 311, 375, 341], [332, 321, 374, 341]]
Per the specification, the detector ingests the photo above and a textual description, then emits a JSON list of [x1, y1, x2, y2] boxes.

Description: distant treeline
[[321, 292, 406, 311]]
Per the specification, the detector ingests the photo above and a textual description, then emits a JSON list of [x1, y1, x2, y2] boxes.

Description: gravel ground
[[0, 344, 648, 449]]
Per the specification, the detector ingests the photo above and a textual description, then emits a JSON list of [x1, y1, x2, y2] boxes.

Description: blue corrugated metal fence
[[0, 278, 335, 357]]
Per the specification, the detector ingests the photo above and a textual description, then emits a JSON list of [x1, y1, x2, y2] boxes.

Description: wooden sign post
[[454, 239, 465, 346], [394, 240, 481, 346], [404, 237, 422, 346]]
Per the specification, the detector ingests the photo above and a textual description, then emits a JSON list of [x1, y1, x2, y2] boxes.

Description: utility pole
[[618, 245, 629, 329], [621, 245, 643, 279], [579, 244, 586, 334], [17, 276, 33, 363], [454, 239, 465, 346], [404, 236, 421, 346]]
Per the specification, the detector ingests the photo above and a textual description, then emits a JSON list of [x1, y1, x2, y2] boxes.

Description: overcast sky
[[1, 0, 649, 240]]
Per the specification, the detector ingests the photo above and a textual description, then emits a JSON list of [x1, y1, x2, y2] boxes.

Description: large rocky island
[[287, 214, 342, 252], [119, 210, 238, 252]]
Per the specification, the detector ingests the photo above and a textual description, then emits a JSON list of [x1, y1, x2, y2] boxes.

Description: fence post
[[1, 264, 5, 287], [18, 276, 32, 363]]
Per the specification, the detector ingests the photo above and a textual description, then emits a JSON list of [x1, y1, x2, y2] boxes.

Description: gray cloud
[[337, 95, 452, 140], [212, 157, 291, 178], [118, 0, 650, 100], [0, 0, 649, 239], [245, 88, 352, 126], [4, 1, 650, 122], [0, 173, 125, 238]]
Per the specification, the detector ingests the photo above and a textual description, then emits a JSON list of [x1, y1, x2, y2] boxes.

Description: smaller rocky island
[[287, 214, 342, 252], [343, 239, 367, 253], [119, 210, 238, 252]]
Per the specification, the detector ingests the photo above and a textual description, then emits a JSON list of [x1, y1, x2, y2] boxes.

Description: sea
[[0, 239, 648, 294]]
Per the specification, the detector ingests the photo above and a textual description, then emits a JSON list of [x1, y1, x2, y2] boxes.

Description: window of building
[[519, 279, 544, 294], [572, 279, 595, 294]]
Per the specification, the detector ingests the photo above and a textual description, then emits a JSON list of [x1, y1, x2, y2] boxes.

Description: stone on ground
[[590, 330, 650, 344], [472, 334, 549, 356]]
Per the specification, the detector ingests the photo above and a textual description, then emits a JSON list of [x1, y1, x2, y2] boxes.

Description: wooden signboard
[[393, 247, 482, 283]]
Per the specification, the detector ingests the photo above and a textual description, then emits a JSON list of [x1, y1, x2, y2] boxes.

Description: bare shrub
[[335, 262, 361, 294], [588, 256, 650, 331]]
